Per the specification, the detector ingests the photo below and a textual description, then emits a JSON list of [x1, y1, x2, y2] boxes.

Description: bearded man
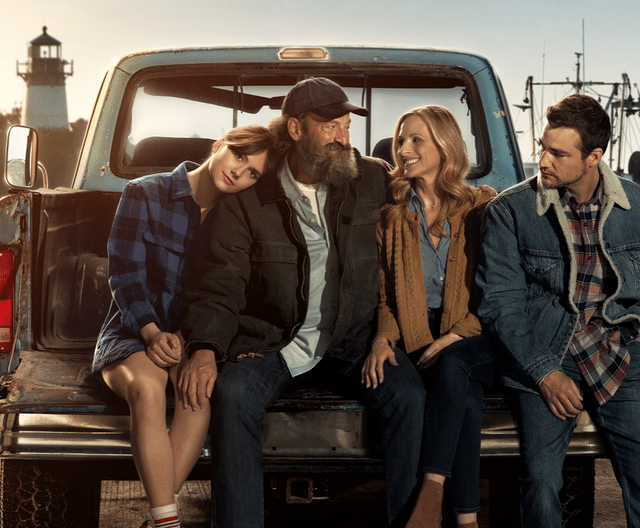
[[179, 78, 425, 528]]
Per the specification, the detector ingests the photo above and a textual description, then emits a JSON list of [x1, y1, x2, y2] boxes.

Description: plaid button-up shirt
[[108, 162, 201, 336], [561, 181, 630, 405]]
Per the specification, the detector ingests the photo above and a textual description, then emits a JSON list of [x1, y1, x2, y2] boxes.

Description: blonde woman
[[363, 106, 495, 528]]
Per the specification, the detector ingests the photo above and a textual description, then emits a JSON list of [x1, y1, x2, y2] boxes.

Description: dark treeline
[[1, 107, 87, 194]]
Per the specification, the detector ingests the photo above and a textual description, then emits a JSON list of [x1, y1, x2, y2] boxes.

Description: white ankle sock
[[150, 503, 180, 528]]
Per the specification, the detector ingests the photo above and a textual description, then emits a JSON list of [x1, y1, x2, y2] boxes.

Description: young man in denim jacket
[[477, 93, 640, 527]]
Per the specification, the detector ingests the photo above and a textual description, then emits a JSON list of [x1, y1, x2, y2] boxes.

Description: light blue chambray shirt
[[408, 189, 450, 309], [278, 161, 338, 376]]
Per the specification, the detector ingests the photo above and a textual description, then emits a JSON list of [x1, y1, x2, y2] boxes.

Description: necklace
[[416, 188, 438, 209]]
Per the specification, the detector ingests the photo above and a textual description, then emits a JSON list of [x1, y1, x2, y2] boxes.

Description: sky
[[3, 0, 640, 165]]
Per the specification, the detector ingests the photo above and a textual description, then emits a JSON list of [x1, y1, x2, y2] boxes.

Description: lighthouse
[[17, 26, 73, 130]]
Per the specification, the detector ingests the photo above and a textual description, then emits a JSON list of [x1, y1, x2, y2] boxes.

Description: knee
[[438, 346, 470, 375], [383, 376, 426, 417], [124, 376, 167, 412], [212, 376, 262, 418]]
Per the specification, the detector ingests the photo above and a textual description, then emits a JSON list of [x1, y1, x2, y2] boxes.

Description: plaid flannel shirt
[[108, 162, 201, 336], [561, 182, 630, 405]]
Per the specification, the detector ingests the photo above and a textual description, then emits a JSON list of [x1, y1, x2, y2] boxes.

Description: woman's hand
[[140, 323, 182, 368], [416, 332, 463, 369], [361, 337, 398, 389], [178, 349, 218, 410]]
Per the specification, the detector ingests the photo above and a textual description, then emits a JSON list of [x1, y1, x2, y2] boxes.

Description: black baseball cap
[[282, 77, 369, 119]]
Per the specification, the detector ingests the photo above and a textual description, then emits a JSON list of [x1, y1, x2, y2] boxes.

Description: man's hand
[[178, 349, 218, 411], [539, 370, 583, 421], [361, 337, 398, 389], [479, 184, 498, 198], [416, 332, 462, 369]]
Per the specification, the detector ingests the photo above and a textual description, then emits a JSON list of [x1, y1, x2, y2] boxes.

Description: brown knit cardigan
[[376, 187, 492, 353]]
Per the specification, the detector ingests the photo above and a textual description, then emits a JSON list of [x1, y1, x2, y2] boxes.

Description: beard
[[540, 162, 588, 190], [297, 133, 358, 186]]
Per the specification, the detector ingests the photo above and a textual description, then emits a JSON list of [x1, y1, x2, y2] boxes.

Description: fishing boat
[[514, 52, 640, 183]]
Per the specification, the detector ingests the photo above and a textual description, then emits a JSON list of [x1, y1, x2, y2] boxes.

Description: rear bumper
[[0, 398, 606, 463]]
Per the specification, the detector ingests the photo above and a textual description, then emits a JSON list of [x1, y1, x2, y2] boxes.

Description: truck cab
[[0, 46, 602, 527]]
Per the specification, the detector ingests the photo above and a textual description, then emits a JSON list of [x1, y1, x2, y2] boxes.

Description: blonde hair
[[382, 105, 475, 234]]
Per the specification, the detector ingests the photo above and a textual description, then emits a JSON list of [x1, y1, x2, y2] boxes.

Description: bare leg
[[406, 473, 445, 528], [168, 357, 210, 493], [103, 351, 176, 508], [407, 473, 478, 528], [456, 513, 478, 527]]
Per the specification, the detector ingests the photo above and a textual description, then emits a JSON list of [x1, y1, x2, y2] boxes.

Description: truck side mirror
[[5, 125, 39, 189]]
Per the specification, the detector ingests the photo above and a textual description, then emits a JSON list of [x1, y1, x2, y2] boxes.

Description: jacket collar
[[535, 160, 631, 216]]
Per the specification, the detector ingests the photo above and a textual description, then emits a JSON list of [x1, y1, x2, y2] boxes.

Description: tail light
[[0, 251, 15, 352]]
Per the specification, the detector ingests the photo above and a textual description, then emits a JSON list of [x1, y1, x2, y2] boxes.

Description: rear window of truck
[[112, 67, 489, 180]]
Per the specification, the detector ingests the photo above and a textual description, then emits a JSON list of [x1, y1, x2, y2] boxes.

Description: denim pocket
[[608, 245, 640, 290], [251, 241, 299, 264], [521, 249, 563, 293], [625, 248, 640, 289]]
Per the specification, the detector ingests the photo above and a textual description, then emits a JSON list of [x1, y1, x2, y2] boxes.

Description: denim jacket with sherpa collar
[[476, 161, 640, 392]]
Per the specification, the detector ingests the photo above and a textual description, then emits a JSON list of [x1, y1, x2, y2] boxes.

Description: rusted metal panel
[[0, 196, 23, 246], [0, 350, 122, 414], [262, 409, 370, 458], [0, 193, 33, 377]]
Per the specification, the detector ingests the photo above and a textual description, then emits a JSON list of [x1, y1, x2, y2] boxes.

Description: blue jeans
[[209, 350, 425, 528], [415, 334, 495, 514], [516, 341, 640, 527]]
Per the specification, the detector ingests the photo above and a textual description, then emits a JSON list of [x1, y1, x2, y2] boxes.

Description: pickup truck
[[1, 45, 605, 527]]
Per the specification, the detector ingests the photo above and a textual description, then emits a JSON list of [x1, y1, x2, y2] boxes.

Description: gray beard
[[298, 135, 358, 186]]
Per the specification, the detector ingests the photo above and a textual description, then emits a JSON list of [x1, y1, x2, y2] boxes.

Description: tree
[[38, 118, 88, 188], [1, 107, 87, 191]]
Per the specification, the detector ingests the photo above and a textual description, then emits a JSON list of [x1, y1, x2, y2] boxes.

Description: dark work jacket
[[182, 150, 387, 363]]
